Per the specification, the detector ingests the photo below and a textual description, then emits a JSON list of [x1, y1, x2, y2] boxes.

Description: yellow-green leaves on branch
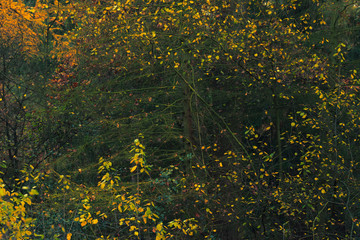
[[130, 137, 151, 176], [0, 179, 36, 239]]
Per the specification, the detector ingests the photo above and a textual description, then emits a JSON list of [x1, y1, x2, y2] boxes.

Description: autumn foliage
[[1, 0, 360, 239], [0, 0, 47, 55]]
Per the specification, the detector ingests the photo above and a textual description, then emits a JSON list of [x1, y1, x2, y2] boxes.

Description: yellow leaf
[[156, 233, 165, 240], [156, 222, 163, 231], [92, 219, 98, 224], [66, 233, 72, 240], [24, 197, 32, 205], [83, 204, 91, 210], [130, 165, 137, 172], [29, 189, 39, 195], [0, 188, 6, 197]]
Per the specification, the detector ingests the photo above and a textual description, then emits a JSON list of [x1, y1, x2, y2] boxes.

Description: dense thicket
[[1, 0, 360, 239]]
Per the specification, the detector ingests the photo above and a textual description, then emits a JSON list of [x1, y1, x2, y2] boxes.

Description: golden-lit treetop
[[0, 0, 46, 55]]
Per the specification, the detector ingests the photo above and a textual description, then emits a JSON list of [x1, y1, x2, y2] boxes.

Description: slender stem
[[312, 202, 328, 240], [275, 99, 283, 176]]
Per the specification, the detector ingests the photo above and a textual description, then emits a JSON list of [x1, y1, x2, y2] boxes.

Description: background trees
[[1, 0, 360, 239]]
